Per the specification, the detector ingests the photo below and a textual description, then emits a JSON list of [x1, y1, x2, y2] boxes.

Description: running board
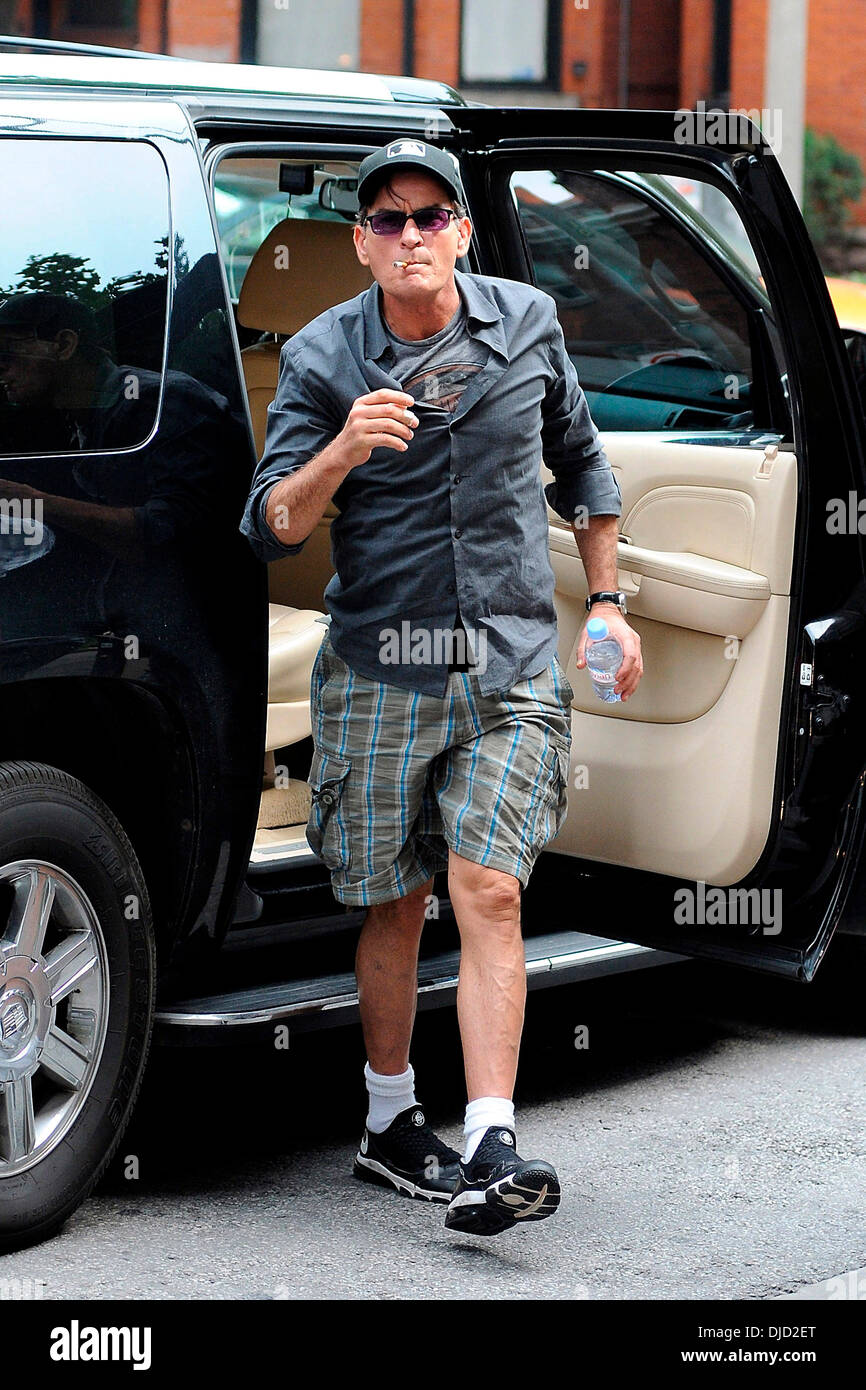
[[155, 933, 685, 1037]]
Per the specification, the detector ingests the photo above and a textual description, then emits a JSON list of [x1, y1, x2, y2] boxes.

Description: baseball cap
[[0, 292, 99, 343], [357, 139, 464, 208]]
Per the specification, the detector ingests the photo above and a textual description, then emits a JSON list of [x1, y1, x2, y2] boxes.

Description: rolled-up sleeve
[[239, 342, 342, 563], [541, 313, 621, 523]]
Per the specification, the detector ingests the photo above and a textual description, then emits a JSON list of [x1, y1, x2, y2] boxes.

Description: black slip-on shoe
[[444, 1125, 560, 1236], [352, 1104, 461, 1203]]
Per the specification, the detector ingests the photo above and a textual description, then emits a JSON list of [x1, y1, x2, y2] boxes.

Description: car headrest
[[237, 218, 373, 335]]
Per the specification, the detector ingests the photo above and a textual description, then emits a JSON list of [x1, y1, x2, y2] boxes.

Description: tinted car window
[[511, 167, 776, 435], [0, 139, 169, 458]]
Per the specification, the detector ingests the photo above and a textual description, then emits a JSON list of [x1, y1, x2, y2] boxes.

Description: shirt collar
[[362, 269, 508, 363]]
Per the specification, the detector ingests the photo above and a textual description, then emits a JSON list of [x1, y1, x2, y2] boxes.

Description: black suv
[[0, 38, 864, 1249]]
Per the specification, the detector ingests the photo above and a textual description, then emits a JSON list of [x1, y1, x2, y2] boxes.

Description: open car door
[[444, 107, 866, 981]]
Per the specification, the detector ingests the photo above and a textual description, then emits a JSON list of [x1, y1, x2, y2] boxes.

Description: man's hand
[[576, 604, 643, 701], [333, 388, 419, 470], [264, 389, 420, 548]]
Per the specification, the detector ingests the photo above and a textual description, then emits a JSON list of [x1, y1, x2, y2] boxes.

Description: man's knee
[[448, 853, 521, 921]]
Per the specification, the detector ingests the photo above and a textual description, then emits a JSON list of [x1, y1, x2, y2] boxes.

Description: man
[[241, 140, 642, 1236]]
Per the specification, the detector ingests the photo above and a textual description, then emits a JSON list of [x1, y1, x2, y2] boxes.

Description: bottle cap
[[586, 617, 609, 640]]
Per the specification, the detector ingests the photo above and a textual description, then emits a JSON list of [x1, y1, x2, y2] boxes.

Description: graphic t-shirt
[[383, 299, 489, 669], [383, 297, 488, 413]]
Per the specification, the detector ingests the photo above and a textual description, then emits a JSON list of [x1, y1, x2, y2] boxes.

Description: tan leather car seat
[[238, 217, 372, 457], [266, 605, 330, 752], [238, 218, 371, 753]]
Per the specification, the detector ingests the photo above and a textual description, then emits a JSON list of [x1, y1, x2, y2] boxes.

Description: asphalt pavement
[[1, 940, 865, 1300]]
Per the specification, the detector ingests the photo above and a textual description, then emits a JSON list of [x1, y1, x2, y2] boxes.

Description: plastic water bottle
[[585, 616, 622, 703]]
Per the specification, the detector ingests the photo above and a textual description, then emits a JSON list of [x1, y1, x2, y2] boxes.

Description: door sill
[[155, 933, 685, 1038], [249, 825, 319, 873]]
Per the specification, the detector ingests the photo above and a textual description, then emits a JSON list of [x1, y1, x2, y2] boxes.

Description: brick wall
[[413, 0, 459, 87], [732, 0, 866, 225], [628, 0, 680, 108], [804, 0, 866, 224], [166, 0, 241, 62], [561, 0, 622, 107], [359, 0, 404, 75], [729, 0, 766, 115], [680, 0, 714, 107], [137, 0, 165, 52]]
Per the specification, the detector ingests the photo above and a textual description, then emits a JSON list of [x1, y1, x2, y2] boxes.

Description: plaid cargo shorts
[[305, 627, 575, 906]]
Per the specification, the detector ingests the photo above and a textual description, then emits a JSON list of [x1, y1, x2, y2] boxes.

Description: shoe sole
[[352, 1153, 455, 1204], [444, 1161, 561, 1236]]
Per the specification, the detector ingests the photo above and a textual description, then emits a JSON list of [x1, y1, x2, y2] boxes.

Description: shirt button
[[453, 475, 462, 484], [454, 528, 462, 539]]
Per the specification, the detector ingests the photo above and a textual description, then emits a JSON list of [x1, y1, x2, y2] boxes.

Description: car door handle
[[612, 542, 770, 600], [548, 526, 769, 598]]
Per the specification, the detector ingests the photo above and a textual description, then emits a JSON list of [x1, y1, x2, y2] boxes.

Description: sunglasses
[[361, 206, 459, 236]]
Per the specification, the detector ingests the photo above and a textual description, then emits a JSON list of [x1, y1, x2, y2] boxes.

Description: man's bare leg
[[355, 875, 434, 1074], [446, 852, 525, 1100], [443, 852, 560, 1234]]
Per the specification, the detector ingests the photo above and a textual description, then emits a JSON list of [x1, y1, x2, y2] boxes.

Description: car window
[[510, 167, 787, 438], [213, 156, 360, 303], [0, 139, 169, 458]]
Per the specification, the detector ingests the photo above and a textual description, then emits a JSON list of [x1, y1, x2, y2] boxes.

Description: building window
[[461, 0, 551, 85], [64, 0, 137, 27], [256, 0, 360, 71]]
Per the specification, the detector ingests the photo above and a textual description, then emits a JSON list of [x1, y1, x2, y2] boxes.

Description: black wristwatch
[[585, 589, 627, 616]]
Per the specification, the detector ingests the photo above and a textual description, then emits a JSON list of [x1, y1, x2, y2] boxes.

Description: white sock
[[364, 1062, 417, 1133], [463, 1096, 516, 1162]]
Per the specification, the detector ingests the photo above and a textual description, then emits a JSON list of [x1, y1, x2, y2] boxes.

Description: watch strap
[[586, 590, 626, 613]]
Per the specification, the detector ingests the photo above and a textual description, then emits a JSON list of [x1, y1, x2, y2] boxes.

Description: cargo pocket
[[307, 749, 352, 870], [531, 736, 571, 849]]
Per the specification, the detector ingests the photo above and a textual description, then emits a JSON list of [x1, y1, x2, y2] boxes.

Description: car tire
[[0, 760, 155, 1251]]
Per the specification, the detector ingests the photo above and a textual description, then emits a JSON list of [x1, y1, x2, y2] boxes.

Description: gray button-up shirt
[[240, 269, 621, 696]]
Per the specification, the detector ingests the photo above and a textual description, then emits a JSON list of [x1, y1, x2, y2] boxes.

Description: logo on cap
[[387, 140, 426, 158]]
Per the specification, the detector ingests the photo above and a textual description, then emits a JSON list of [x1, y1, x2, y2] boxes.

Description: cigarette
[[393, 260, 410, 267]]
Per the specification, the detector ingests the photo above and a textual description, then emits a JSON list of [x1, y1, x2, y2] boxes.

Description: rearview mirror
[[319, 177, 360, 219]]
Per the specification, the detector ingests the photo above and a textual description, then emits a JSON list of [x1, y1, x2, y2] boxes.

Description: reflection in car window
[[0, 139, 169, 458], [511, 168, 779, 436], [0, 138, 251, 641]]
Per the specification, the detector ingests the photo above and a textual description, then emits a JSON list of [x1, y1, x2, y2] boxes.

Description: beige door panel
[[544, 434, 798, 884], [550, 595, 790, 885], [623, 484, 756, 568], [544, 435, 797, 592]]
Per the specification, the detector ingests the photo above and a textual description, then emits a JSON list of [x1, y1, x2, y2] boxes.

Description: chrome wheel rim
[[0, 860, 109, 1176]]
